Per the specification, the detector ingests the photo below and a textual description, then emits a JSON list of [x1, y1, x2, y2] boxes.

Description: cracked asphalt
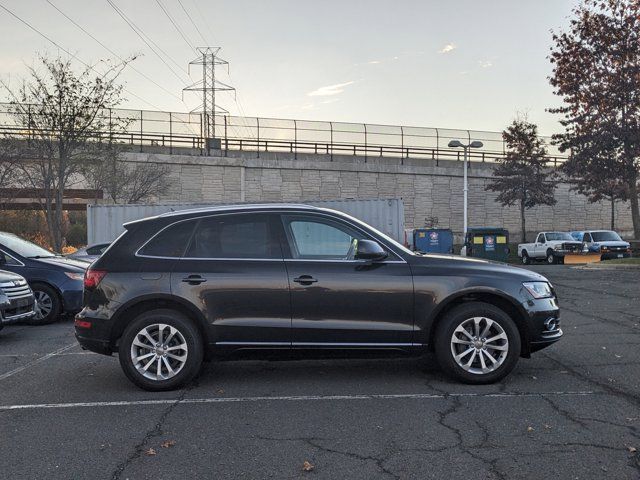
[[0, 265, 639, 479]]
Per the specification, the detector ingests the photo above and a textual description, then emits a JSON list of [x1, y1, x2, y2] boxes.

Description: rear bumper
[[74, 310, 114, 355]]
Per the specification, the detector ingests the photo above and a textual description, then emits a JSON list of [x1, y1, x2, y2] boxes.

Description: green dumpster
[[464, 227, 510, 262]]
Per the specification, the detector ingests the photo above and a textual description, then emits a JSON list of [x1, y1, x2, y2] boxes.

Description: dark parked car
[[75, 204, 562, 391], [0, 270, 36, 330], [65, 242, 111, 263], [0, 232, 86, 324]]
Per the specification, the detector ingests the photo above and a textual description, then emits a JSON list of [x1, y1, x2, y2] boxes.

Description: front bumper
[[521, 296, 563, 354], [600, 252, 631, 260]]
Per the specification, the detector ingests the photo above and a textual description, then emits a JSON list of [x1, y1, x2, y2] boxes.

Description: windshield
[[0, 232, 55, 258], [545, 232, 575, 241], [591, 231, 622, 242]]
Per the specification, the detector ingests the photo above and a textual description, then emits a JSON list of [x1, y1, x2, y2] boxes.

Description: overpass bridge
[[0, 103, 569, 167]]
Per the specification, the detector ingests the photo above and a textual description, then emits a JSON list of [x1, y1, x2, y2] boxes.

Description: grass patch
[[601, 257, 640, 265]]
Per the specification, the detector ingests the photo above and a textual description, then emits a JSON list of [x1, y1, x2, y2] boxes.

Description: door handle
[[182, 275, 207, 285], [293, 275, 318, 286]]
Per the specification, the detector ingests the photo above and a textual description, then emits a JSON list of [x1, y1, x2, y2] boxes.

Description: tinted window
[[537, 234, 545, 243], [591, 231, 622, 242], [0, 250, 21, 266], [139, 221, 196, 257], [186, 215, 280, 259], [545, 232, 574, 241], [283, 215, 362, 260], [583, 233, 592, 242]]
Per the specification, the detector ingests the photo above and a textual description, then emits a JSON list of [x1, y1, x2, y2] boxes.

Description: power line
[[0, 1, 163, 110], [177, 0, 207, 45], [154, 0, 195, 51], [45, 0, 184, 104], [189, 0, 217, 46], [106, 0, 190, 82]]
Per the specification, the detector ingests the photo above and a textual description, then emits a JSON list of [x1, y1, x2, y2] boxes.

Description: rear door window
[[185, 214, 281, 259]]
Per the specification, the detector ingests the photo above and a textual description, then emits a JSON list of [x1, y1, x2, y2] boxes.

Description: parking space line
[[0, 390, 598, 412], [0, 343, 78, 382]]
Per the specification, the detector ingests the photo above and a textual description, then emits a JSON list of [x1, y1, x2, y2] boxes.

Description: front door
[[169, 213, 291, 347], [279, 213, 414, 347]]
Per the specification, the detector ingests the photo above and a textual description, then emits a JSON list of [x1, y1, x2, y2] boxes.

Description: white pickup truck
[[518, 232, 583, 265]]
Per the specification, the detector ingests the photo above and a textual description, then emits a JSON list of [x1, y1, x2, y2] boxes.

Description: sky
[[0, 0, 577, 135]]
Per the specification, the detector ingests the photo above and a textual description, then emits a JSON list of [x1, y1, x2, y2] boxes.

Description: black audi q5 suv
[[75, 204, 562, 390]]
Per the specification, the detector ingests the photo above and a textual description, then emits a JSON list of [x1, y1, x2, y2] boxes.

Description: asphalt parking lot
[[0, 264, 639, 479]]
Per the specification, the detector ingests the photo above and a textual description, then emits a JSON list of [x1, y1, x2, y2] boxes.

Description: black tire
[[546, 249, 557, 265], [26, 283, 62, 325], [434, 302, 521, 384], [118, 309, 204, 391], [521, 251, 531, 265]]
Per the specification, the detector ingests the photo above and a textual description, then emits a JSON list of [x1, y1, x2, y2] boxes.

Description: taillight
[[84, 269, 107, 289]]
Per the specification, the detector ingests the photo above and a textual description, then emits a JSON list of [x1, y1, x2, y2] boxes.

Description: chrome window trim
[[134, 209, 408, 264], [0, 249, 25, 267]]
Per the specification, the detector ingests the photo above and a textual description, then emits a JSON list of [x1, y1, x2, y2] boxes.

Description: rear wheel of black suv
[[118, 309, 204, 391], [434, 302, 521, 384]]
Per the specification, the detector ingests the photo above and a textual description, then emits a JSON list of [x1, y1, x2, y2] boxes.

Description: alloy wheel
[[33, 291, 53, 320], [450, 317, 509, 375], [130, 323, 188, 381]]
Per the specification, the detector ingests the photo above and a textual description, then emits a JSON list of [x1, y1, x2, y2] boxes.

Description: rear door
[[169, 213, 291, 347], [279, 212, 414, 347]]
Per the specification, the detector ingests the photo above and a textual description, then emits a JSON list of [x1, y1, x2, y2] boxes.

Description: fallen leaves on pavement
[[302, 461, 314, 472]]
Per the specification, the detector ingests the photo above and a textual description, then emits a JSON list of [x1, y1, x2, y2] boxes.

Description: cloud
[[368, 60, 382, 64], [307, 81, 356, 97], [478, 60, 493, 68], [320, 98, 339, 105], [439, 43, 456, 54]]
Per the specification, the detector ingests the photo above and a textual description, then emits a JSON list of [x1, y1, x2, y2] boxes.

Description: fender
[[109, 293, 211, 345], [418, 286, 530, 346]]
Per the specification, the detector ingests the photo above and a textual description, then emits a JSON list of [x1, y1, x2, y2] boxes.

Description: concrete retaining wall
[[119, 150, 634, 242]]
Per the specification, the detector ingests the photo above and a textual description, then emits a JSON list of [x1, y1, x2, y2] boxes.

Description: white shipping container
[[87, 199, 404, 245]]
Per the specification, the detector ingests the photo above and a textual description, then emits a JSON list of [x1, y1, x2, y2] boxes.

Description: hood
[[29, 256, 88, 272], [413, 253, 549, 282], [593, 241, 630, 247], [0, 269, 27, 283]]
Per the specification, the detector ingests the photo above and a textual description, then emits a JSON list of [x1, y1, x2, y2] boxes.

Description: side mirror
[[355, 239, 388, 261]]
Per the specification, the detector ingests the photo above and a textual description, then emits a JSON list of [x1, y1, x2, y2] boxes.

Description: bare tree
[[83, 142, 170, 204], [1, 55, 130, 250]]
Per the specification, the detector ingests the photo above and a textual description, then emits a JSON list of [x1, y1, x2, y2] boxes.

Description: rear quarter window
[[138, 221, 197, 258]]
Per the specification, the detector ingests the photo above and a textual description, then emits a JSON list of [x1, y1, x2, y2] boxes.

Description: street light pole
[[463, 145, 468, 238], [447, 140, 484, 247]]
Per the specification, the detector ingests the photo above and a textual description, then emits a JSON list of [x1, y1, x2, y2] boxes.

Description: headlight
[[523, 281, 553, 299], [554, 245, 562, 250], [64, 272, 84, 281]]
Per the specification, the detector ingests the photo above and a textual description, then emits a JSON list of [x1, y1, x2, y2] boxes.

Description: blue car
[[570, 230, 632, 260], [0, 232, 87, 325]]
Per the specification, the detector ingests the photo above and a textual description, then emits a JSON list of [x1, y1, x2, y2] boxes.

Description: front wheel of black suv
[[434, 302, 521, 384], [118, 309, 204, 391]]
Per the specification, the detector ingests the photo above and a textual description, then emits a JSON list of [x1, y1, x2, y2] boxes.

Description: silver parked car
[[65, 242, 111, 263]]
